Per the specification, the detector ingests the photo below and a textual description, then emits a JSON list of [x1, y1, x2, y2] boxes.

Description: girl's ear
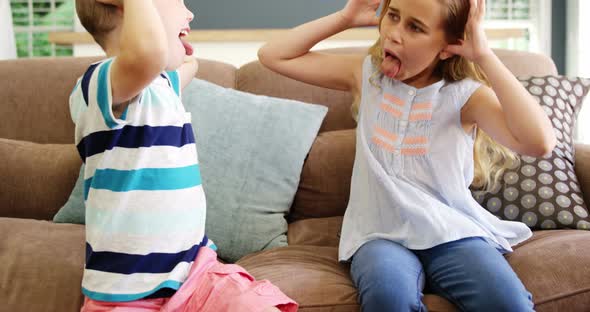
[[439, 48, 454, 60]]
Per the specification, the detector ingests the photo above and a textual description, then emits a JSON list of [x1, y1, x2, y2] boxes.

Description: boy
[[71, 1, 297, 311]]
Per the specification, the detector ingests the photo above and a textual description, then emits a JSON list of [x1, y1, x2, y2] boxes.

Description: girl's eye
[[388, 12, 400, 21], [410, 23, 423, 33]]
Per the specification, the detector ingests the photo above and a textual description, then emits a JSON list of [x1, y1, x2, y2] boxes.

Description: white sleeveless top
[[338, 57, 532, 261]]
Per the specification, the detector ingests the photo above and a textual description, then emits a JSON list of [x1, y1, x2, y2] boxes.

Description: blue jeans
[[350, 238, 534, 312]]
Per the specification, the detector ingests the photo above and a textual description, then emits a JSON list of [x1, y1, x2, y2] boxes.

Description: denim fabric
[[350, 238, 534, 312]]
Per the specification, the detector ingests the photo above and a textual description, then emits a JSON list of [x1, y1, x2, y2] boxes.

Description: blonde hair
[[358, 0, 518, 193], [75, 0, 121, 49]]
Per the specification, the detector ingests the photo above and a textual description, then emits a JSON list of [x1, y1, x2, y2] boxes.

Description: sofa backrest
[[0, 48, 559, 222], [0, 57, 237, 144]]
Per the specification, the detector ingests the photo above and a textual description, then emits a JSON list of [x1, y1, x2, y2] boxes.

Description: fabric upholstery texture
[[183, 79, 327, 262], [3, 50, 590, 311], [0, 138, 80, 220], [473, 76, 590, 230]]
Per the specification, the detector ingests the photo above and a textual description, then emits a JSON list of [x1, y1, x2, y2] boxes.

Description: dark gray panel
[[551, 0, 566, 74], [187, 0, 347, 29]]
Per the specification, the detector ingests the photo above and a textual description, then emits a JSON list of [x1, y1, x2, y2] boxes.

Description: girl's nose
[[186, 10, 194, 23], [387, 27, 402, 44]]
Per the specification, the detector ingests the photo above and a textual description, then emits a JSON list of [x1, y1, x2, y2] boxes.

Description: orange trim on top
[[402, 136, 428, 145], [401, 148, 428, 156], [409, 113, 432, 121], [380, 103, 403, 118], [372, 136, 396, 152], [411, 102, 432, 111], [383, 93, 404, 106], [374, 126, 398, 142]]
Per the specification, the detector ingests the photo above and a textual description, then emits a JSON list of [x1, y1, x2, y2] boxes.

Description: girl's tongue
[[181, 37, 193, 56], [381, 54, 401, 78]]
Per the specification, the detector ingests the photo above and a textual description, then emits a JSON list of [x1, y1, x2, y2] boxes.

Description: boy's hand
[[339, 0, 381, 28]]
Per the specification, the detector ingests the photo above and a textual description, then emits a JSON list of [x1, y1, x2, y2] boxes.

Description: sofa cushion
[[473, 76, 590, 230], [237, 246, 358, 310], [237, 245, 457, 312], [0, 138, 81, 220], [575, 143, 590, 206], [288, 216, 343, 247], [250, 229, 590, 312], [237, 61, 357, 133], [0, 217, 85, 312], [53, 166, 85, 224], [183, 79, 327, 262], [290, 130, 356, 221], [510, 230, 590, 311]]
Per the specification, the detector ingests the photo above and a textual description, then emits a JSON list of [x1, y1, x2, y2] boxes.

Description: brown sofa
[[1, 48, 590, 312]]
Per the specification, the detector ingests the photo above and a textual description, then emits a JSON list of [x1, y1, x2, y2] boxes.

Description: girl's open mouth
[[382, 50, 401, 78]]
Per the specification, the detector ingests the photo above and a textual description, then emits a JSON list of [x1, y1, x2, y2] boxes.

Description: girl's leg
[[350, 239, 427, 312], [416, 237, 534, 312]]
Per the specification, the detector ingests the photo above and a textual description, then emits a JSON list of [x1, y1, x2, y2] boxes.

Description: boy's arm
[[257, 0, 381, 93], [178, 56, 199, 90], [99, 0, 168, 107]]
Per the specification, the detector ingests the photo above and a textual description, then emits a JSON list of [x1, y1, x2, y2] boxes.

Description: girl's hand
[[339, 0, 381, 28], [184, 55, 199, 72], [444, 0, 494, 63]]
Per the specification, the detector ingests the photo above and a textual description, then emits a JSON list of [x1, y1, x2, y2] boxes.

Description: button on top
[[408, 90, 415, 96]]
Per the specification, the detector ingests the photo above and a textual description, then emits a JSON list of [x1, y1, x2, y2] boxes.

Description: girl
[[258, 0, 555, 311]]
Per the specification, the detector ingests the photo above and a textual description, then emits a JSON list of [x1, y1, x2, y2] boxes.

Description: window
[[566, 0, 590, 143], [485, 0, 551, 55], [10, 0, 74, 57]]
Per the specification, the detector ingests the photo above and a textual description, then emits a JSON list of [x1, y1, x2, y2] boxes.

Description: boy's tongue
[[381, 54, 401, 78], [181, 38, 193, 56]]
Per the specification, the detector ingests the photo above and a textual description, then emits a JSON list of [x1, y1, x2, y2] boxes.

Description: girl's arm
[[99, 0, 168, 106], [258, 0, 381, 93], [178, 56, 199, 90], [447, 0, 556, 157]]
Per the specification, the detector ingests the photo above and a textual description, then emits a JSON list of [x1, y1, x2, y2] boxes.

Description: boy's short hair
[[76, 0, 120, 49]]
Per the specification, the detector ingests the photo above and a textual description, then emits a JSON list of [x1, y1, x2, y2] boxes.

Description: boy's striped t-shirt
[[69, 59, 212, 302]]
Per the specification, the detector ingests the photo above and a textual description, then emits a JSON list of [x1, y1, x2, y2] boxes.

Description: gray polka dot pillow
[[472, 75, 590, 230]]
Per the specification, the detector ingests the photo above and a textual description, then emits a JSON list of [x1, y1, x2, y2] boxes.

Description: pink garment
[[81, 247, 297, 312]]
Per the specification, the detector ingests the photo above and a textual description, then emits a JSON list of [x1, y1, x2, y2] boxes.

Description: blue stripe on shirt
[[96, 59, 117, 128], [83, 165, 201, 199], [166, 71, 180, 96], [77, 124, 196, 160], [85, 236, 209, 274], [81, 63, 99, 106]]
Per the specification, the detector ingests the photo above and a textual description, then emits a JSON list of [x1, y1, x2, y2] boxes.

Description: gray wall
[[187, 0, 346, 29], [551, 0, 566, 74]]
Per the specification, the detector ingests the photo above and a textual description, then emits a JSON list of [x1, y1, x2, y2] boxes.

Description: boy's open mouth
[[382, 50, 401, 78], [179, 29, 193, 56]]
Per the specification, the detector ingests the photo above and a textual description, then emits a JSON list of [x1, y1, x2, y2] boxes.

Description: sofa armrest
[[575, 143, 590, 207], [0, 138, 81, 220]]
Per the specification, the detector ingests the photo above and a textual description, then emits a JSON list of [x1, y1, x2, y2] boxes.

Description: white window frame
[[565, 0, 590, 143], [484, 0, 552, 55], [10, 0, 73, 57]]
